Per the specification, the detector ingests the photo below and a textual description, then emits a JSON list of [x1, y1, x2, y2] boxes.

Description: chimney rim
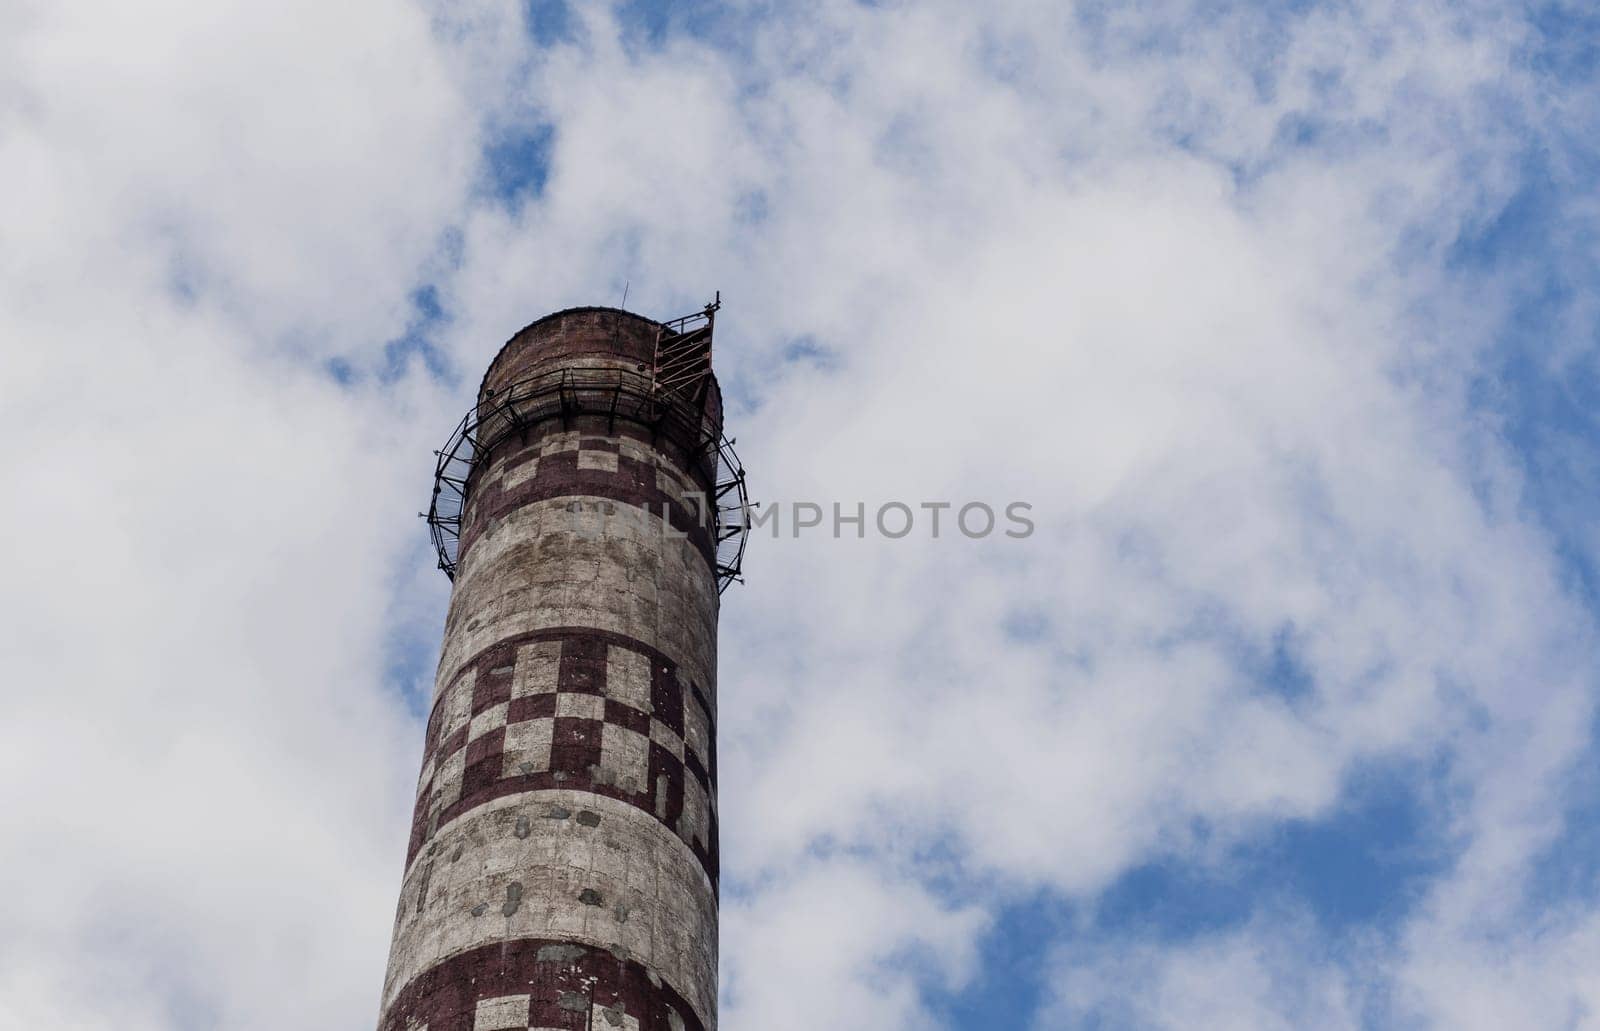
[[479, 305, 662, 397]]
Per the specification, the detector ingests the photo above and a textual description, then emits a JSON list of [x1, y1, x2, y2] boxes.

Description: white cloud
[[0, 1, 480, 1026], [1039, 914, 1366, 1029], [722, 858, 987, 1030]]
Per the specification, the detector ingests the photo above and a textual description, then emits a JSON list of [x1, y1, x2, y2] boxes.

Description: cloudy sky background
[[4, 0, 1599, 1027]]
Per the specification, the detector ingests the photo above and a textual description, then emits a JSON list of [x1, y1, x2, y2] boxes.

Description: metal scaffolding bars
[[423, 325, 750, 592]]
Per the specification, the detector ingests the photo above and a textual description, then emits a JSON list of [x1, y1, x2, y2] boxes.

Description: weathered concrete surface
[[380, 308, 722, 1031], [441, 484, 719, 701], [383, 791, 716, 1024]]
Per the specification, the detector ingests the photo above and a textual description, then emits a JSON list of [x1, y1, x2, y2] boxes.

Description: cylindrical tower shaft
[[381, 307, 730, 1031]]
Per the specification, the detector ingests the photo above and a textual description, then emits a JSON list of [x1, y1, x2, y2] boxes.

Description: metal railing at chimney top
[[424, 356, 750, 594]]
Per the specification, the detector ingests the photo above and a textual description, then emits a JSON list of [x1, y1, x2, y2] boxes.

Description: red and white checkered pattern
[[408, 628, 718, 886]]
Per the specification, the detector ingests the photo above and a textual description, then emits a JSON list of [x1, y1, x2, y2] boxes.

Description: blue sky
[[4, 0, 1600, 1028]]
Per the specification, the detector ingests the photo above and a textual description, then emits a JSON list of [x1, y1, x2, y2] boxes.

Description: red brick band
[[380, 938, 707, 1031], [410, 628, 719, 887], [457, 437, 718, 573]]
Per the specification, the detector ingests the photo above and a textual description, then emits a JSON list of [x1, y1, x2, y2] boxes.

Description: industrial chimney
[[379, 303, 747, 1031]]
